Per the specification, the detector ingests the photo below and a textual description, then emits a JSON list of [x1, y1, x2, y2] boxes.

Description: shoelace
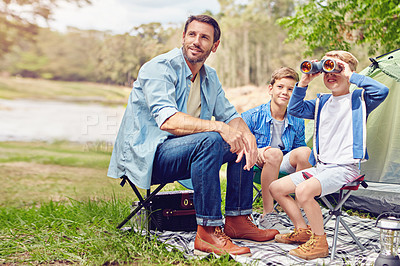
[[245, 215, 258, 228], [286, 227, 312, 239], [214, 227, 231, 242], [298, 233, 316, 252]]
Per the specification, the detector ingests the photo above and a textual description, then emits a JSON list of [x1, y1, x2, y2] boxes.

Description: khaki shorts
[[289, 162, 360, 197]]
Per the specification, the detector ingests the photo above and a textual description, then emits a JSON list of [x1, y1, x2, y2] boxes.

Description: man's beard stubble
[[182, 44, 212, 65]]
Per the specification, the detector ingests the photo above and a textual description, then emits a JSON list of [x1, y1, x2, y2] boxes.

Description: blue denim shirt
[[107, 48, 240, 189], [241, 101, 306, 155]]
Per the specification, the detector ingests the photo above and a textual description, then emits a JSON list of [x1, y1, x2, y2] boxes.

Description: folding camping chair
[[252, 165, 263, 204], [116, 176, 194, 230], [302, 172, 368, 261], [116, 175, 167, 229]]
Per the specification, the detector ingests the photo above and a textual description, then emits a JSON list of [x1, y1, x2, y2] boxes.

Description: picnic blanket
[[126, 208, 382, 265]]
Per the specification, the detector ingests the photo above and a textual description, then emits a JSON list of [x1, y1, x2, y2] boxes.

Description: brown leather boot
[[289, 233, 329, 260], [275, 225, 312, 244], [194, 225, 251, 256], [224, 215, 279, 243]]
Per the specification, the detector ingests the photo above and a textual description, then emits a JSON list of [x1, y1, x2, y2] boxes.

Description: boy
[[270, 51, 389, 260], [241, 67, 311, 232]]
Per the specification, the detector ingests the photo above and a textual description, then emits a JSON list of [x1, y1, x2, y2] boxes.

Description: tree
[[215, 0, 303, 87], [0, 0, 90, 55], [278, 0, 400, 55]]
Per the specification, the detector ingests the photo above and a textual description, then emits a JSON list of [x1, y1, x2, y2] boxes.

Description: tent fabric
[[351, 49, 400, 184], [338, 182, 400, 215]]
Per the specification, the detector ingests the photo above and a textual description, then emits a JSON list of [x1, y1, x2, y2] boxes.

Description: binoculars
[[300, 59, 341, 74]]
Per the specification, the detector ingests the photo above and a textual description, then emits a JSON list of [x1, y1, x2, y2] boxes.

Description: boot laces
[[285, 228, 300, 238], [286, 227, 311, 239], [245, 215, 258, 228], [299, 233, 316, 252], [214, 227, 231, 242]]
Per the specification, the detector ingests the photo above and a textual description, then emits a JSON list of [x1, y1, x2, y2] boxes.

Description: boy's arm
[[350, 73, 389, 114], [287, 84, 317, 120], [292, 119, 307, 149]]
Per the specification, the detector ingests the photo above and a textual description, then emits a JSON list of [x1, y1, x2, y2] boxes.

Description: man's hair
[[323, 50, 359, 72], [184, 15, 221, 43], [270, 67, 299, 85]]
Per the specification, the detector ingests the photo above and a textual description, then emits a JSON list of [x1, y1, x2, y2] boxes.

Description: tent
[[339, 48, 400, 215]]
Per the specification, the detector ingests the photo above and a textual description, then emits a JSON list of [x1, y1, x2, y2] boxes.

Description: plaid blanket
[[127, 208, 381, 265]]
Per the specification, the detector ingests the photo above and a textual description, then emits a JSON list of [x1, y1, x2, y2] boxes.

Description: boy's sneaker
[[259, 212, 290, 234], [274, 226, 312, 244], [289, 233, 329, 260]]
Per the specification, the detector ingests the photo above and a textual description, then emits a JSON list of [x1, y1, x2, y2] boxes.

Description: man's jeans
[[152, 132, 254, 226]]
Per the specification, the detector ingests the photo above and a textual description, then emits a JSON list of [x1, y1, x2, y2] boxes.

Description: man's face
[[182, 20, 219, 65], [268, 77, 296, 107]]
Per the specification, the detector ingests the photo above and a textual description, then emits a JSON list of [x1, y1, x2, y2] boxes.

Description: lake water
[[0, 99, 125, 143]]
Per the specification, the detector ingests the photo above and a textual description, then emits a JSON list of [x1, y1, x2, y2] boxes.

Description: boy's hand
[[335, 58, 354, 80], [298, 60, 322, 87]]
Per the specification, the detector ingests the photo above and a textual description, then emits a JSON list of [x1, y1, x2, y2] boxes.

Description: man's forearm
[[160, 112, 226, 136], [228, 117, 252, 135]]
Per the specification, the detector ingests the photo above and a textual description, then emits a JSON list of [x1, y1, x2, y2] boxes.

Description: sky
[[48, 0, 221, 34]]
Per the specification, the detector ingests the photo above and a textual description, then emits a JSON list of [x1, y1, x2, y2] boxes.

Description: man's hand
[[222, 118, 258, 171], [237, 132, 257, 170]]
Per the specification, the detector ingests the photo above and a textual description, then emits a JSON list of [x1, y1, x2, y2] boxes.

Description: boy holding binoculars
[[270, 50, 389, 260], [241, 67, 312, 233]]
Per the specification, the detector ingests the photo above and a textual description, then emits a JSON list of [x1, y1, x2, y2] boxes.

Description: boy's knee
[[269, 180, 282, 197], [291, 146, 311, 162], [264, 148, 283, 165], [295, 185, 315, 205]]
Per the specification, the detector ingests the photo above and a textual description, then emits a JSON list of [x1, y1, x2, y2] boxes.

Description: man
[[108, 15, 278, 256]]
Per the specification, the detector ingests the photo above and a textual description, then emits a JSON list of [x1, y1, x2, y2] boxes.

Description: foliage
[[278, 0, 400, 55], [3, 0, 392, 87], [0, 0, 91, 55], [0, 0, 306, 87]]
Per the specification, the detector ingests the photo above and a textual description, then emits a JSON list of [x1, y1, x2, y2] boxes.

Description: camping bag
[[144, 190, 197, 231]]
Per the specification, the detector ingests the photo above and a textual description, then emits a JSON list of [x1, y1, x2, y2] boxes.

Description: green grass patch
[[0, 141, 186, 207], [0, 141, 240, 265], [0, 197, 239, 265]]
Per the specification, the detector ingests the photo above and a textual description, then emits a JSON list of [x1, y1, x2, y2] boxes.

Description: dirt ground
[[224, 85, 270, 114]]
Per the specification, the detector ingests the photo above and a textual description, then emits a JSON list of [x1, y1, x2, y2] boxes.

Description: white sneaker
[[259, 212, 290, 234]]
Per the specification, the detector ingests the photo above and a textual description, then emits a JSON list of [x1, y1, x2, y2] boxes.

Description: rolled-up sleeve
[[213, 82, 240, 123], [138, 60, 180, 127]]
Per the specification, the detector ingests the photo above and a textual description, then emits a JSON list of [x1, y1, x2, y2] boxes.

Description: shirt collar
[[264, 100, 294, 127]]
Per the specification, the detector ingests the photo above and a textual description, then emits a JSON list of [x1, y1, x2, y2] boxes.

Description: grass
[[0, 76, 131, 105], [0, 198, 240, 265], [0, 141, 241, 265]]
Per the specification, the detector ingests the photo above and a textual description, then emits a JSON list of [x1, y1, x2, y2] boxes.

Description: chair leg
[[117, 181, 166, 229], [340, 218, 366, 251], [326, 190, 365, 261], [253, 184, 262, 204], [330, 215, 341, 260]]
